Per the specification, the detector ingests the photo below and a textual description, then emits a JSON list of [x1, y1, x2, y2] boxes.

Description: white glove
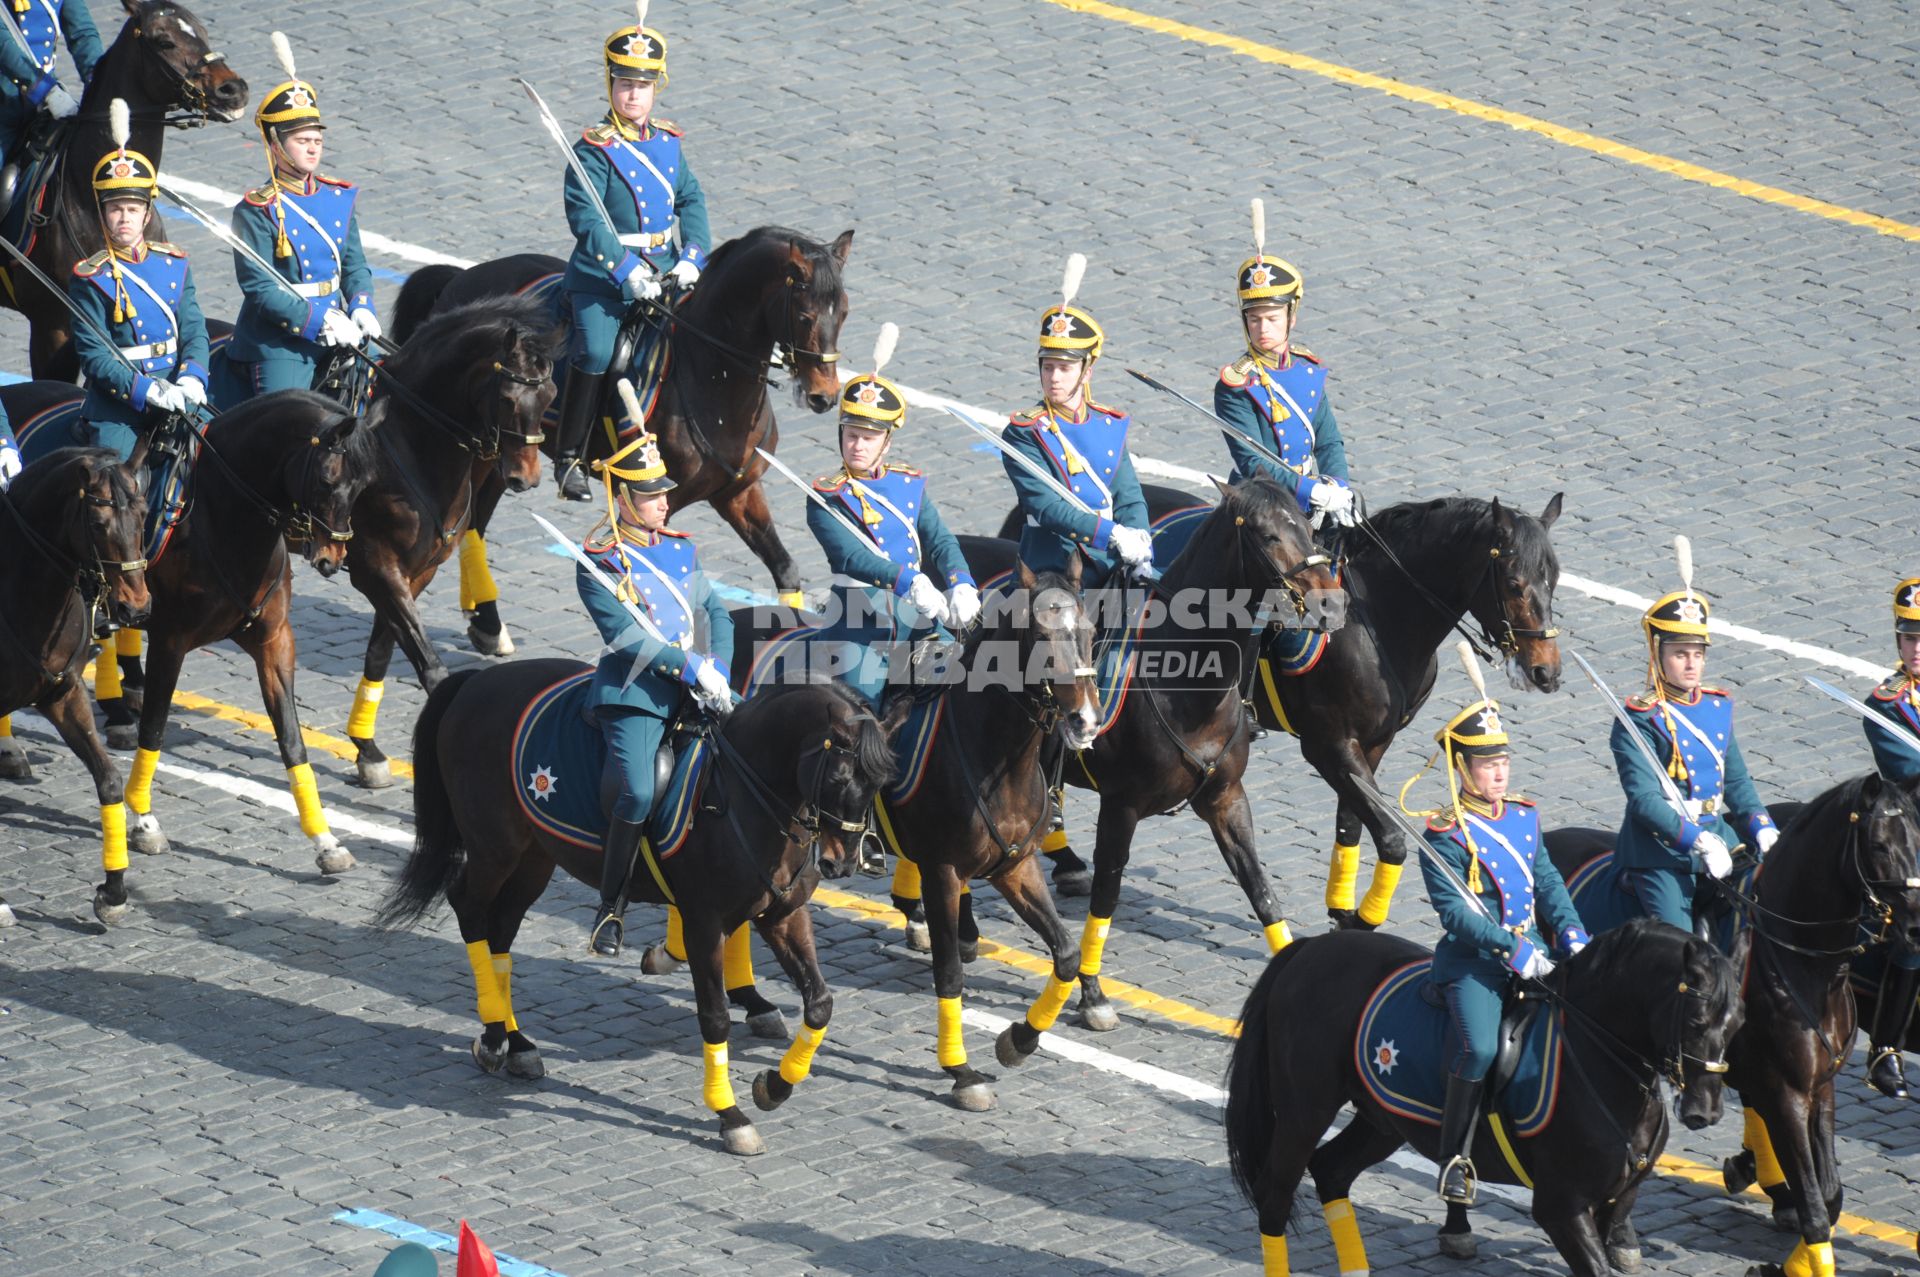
[[175, 376, 207, 410], [1693, 830, 1733, 880], [1754, 826, 1779, 857], [0, 443, 21, 491], [321, 307, 363, 348], [1519, 949, 1556, 981], [1308, 480, 1357, 527], [947, 582, 982, 629], [351, 307, 383, 343], [43, 86, 79, 120], [622, 270, 663, 303], [144, 379, 187, 415], [668, 259, 701, 290], [1109, 524, 1154, 566], [906, 573, 949, 626], [693, 659, 734, 715], [1566, 939, 1588, 956]]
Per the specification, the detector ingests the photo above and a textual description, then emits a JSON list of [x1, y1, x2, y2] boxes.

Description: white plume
[[635, 0, 650, 29], [1250, 198, 1265, 256], [1060, 252, 1086, 308], [871, 322, 898, 376], [1674, 534, 1694, 596], [270, 31, 297, 83], [1456, 639, 1488, 700], [616, 378, 646, 427], [109, 99, 130, 151]]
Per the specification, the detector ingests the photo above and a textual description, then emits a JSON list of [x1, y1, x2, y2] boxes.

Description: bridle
[[1230, 508, 1331, 624], [706, 716, 875, 907], [1350, 504, 1558, 663], [0, 463, 146, 599], [1661, 977, 1733, 1092], [130, 13, 233, 130]]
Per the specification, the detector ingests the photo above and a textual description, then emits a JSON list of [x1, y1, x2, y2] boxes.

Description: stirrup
[[589, 909, 625, 957], [555, 455, 592, 501], [1437, 1154, 1478, 1205], [1866, 1046, 1909, 1099]]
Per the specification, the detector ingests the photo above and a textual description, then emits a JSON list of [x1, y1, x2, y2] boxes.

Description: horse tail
[[373, 667, 481, 930], [1224, 935, 1316, 1208], [390, 263, 462, 346]]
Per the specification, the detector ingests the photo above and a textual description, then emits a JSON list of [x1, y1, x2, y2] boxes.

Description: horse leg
[[1041, 786, 1092, 897], [0, 713, 31, 780], [234, 617, 355, 874], [1726, 1104, 1798, 1231], [115, 628, 145, 716], [1749, 1093, 1836, 1277], [889, 852, 931, 951], [987, 852, 1080, 1068], [29, 319, 76, 384], [1193, 777, 1294, 953], [485, 853, 556, 1080], [93, 633, 137, 750], [1313, 740, 1410, 930], [123, 633, 190, 857], [684, 909, 764, 1155], [1324, 794, 1366, 928], [749, 904, 831, 1113], [725, 923, 787, 1039], [459, 471, 515, 656], [40, 681, 133, 926], [1439, 1203, 1477, 1260], [364, 559, 450, 692], [640, 904, 688, 974], [1811, 1078, 1843, 1224], [1307, 1116, 1406, 1277], [1597, 1181, 1645, 1273], [924, 861, 993, 1110], [348, 618, 400, 789], [708, 477, 804, 606], [1076, 800, 1142, 1032], [446, 844, 521, 1076], [1530, 1187, 1612, 1277]]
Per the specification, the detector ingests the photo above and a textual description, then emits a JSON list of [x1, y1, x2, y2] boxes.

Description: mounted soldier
[[1610, 537, 1777, 932], [214, 32, 375, 406], [1858, 576, 1920, 1098], [1001, 253, 1152, 590], [551, 0, 711, 502], [1213, 199, 1355, 531], [0, 0, 102, 172], [1408, 646, 1588, 1207], [577, 409, 734, 958]]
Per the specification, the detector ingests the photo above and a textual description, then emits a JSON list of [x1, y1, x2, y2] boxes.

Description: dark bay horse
[[387, 227, 852, 644], [377, 663, 903, 1156], [0, 448, 148, 924], [970, 476, 1344, 1030], [1, 0, 246, 380], [1226, 923, 1743, 1277]]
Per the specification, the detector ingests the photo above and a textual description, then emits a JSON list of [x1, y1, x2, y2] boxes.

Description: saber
[[754, 445, 874, 549], [530, 509, 670, 654], [1806, 674, 1920, 761], [1125, 367, 1293, 476], [927, 397, 1098, 518], [514, 77, 656, 284], [1568, 649, 1692, 817], [1355, 779, 1497, 927]]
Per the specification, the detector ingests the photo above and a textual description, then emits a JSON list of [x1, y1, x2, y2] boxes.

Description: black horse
[[1226, 922, 1743, 1277], [0, 448, 149, 924], [377, 663, 903, 1156], [388, 227, 852, 636], [0, 0, 246, 380]]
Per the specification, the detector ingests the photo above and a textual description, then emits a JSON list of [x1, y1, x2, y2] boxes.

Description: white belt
[[119, 339, 175, 361], [291, 279, 337, 298], [619, 227, 675, 250], [1682, 797, 1718, 820]]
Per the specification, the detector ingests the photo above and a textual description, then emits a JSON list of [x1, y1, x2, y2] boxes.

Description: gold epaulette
[[1426, 811, 1457, 832], [1507, 796, 1536, 808], [1007, 407, 1047, 428], [1624, 692, 1657, 712], [146, 241, 187, 258], [1219, 354, 1258, 388], [582, 122, 620, 146], [813, 468, 848, 492], [651, 118, 683, 137], [887, 463, 922, 477], [314, 173, 354, 190], [242, 183, 279, 206], [1699, 685, 1730, 698], [72, 249, 112, 277], [1870, 674, 1910, 701], [657, 527, 691, 540], [1085, 400, 1126, 420], [1291, 345, 1322, 365]]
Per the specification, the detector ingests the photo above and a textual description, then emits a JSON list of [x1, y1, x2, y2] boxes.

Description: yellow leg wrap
[[778, 589, 806, 610], [664, 906, 688, 962], [1323, 1198, 1369, 1277], [1260, 1231, 1289, 1277], [1782, 1239, 1835, 1277], [490, 953, 518, 1034], [1263, 920, 1294, 954], [115, 628, 143, 658], [94, 643, 123, 700], [1326, 843, 1361, 913], [1026, 975, 1075, 1033], [1357, 861, 1405, 928], [458, 529, 499, 611], [125, 747, 160, 814], [1080, 915, 1113, 977], [286, 763, 330, 838], [936, 995, 967, 1067], [346, 678, 385, 740], [465, 940, 507, 1024], [702, 1040, 736, 1112], [1041, 827, 1069, 853], [778, 1022, 827, 1086], [723, 924, 755, 990], [1745, 1108, 1786, 1189], [0, 712, 11, 737], [890, 856, 922, 902], [100, 802, 129, 873]]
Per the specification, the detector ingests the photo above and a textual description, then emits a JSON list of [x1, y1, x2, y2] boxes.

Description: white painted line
[[152, 757, 412, 846]]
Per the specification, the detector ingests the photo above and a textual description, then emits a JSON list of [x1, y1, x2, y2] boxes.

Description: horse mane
[[1571, 915, 1676, 986], [1782, 771, 1920, 877], [1159, 474, 1298, 591], [702, 225, 845, 312], [745, 679, 897, 792], [1361, 495, 1558, 578], [376, 294, 562, 387], [3, 446, 128, 515]]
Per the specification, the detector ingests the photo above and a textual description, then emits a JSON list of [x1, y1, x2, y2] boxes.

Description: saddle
[[0, 117, 69, 257]]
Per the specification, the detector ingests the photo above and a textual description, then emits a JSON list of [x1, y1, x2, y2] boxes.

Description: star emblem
[[1248, 265, 1273, 288], [627, 33, 655, 57], [1476, 708, 1503, 736], [286, 87, 313, 111], [1904, 585, 1920, 610], [526, 765, 558, 802], [855, 381, 882, 405], [1372, 1039, 1400, 1074], [109, 159, 134, 178], [1676, 597, 1705, 625], [1045, 313, 1075, 338]]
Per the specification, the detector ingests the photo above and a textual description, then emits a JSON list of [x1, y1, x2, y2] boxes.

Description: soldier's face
[[1899, 632, 1920, 678], [1243, 304, 1293, 354], [1038, 357, 1087, 409], [839, 422, 888, 475], [1463, 754, 1510, 801], [100, 199, 149, 247], [275, 128, 324, 178], [620, 489, 670, 530], [1660, 642, 1706, 691], [612, 76, 657, 124]]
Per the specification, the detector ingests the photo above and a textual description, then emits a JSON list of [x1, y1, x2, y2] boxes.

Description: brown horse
[[1, 1, 246, 380], [0, 449, 149, 925]]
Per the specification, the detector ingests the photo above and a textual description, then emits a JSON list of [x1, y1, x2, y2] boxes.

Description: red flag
[[456, 1221, 499, 1277]]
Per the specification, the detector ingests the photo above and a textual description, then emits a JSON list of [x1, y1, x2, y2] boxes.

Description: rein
[[703, 712, 873, 907], [0, 469, 143, 684]]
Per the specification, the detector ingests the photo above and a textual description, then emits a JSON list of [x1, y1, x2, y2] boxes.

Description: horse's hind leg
[[708, 477, 803, 606], [1597, 1182, 1645, 1273], [41, 681, 132, 925], [459, 473, 515, 656], [749, 903, 831, 1113], [1076, 799, 1143, 1032], [123, 630, 190, 857], [0, 713, 31, 780], [724, 923, 787, 1039], [1749, 1092, 1836, 1277], [236, 613, 354, 874], [347, 618, 401, 789], [1531, 1190, 1612, 1277], [987, 852, 1080, 1069], [1312, 739, 1409, 930], [1194, 776, 1294, 953], [486, 853, 555, 1079], [1324, 794, 1366, 927], [1307, 1116, 1405, 1277], [1811, 1079, 1843, 1223], [684, 909, 765, 1155]]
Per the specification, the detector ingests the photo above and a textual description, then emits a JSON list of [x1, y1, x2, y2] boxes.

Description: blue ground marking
[[154, 201, 409, 283], [538, 543, 781, 607], [333, 1208, 567, 1277]]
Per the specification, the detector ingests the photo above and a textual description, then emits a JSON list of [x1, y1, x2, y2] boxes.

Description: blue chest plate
[[1639, 692, 1734, 803], [596, 129, 683, 236], [1239, 359, 1327, 472], [85, 251, 189, 377], [266, 181, 360, 285], [1449, 802, 1543, 930], [17, 0, 64, 71], [1023, 407, 1131, 514], [591, 533, 700, 646], [829, 468, 926, 571]]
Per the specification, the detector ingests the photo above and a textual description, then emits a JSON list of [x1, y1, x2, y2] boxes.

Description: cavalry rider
[[551, 2, 711, 502], [1411, 680, 1589, 1206], [221, 34, 377, 402], [1610, 546, 1777, 932], [0, 0, 102, 170], [1213, 200, 1356, 530], [806, 324, 979, 706], [1858, 577, 1920, 1098], [577, 421, 734, 958], [1002, 253, 1153, 590]]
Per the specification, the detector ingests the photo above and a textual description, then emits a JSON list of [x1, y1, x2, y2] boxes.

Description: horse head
[[485, 318, 560, 494], [1012, 557, 1100, 751], [119, 1, 248, 123], [1667, 931, 1744, 1130], [715, 227, 850, 414], [1481, 493, 1563, 693], [272, 403, 378, 578], [799, 682, 904, 880], [1856, 772, 1920, 960], [71, 449, 151, 628], [1204, 475, 1345, 634]]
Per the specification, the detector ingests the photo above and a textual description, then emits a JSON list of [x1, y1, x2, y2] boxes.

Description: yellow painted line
[[1040, 0, 1920, 243], [1654, 1153, 1917, 1251]]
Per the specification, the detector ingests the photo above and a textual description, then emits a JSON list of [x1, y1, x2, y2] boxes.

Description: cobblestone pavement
[[0, 2, 1914, 1274]]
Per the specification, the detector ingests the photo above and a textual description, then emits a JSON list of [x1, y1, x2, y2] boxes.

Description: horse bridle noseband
[[1662, 978, 1732, 1092], [130, 16, 231, 130], [708, 720, 873, 907]]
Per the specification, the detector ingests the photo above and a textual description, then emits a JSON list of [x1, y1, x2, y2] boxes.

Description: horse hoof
[[105, 724, 138, 751], [1436, 1230, 1477, 1261], [92, 894, 131, 927], [958, 937, 979, 964], [752, 1070, 793, 1112], [1743, 1266, 1786, 1277], [1052, 867, 1092, 898], [744, 1009, 789, 1041], [131, 817, 168, 856], [1722, 1149, 1756, 1195], [1607, 1245, 1643, 1274], [314, 840, 357, 875], [0, 902, 15, 928], [903, 920, 931, 952], [639, 945, 685, 976], [356, 758, 393, 789], [467, 620, 515, 657], [471, 1036, 507, 1075], [0, 748, 31, 781], [1768, 1205, 1801, 1234], [950, 1080, 996, 1112], [504, 1047, 545, 1081], [995, 1025, 1037, 1069], [1080, 1000, 1120, 1033], [721, 1119, 766, 1157]]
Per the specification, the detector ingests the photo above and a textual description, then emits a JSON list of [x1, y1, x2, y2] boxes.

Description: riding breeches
[[593, 704, 663, 823], [1440, 971, 1506, 1082], [1625, 865, 1695, 932]]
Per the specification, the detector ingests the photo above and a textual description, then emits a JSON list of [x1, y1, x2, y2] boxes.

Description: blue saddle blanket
[[1563, 848, 1757, 956], [510, 670, 710, 853], [1354, 957, 1565, 1137]]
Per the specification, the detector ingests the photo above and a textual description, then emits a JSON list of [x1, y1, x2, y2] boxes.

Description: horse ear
[[121, 0, 142, 16], [1063, 549, 1083, 589], [880, 689, 915, 740], [1016, 558, 1037, 592], [320, 412, 357, 446], [501, 323, 523, 356], [1490, 497, 1514, 534], [1540, 492, 1564, 528], [1210, 474, 1237, 500], [828, 230, 854, 265]]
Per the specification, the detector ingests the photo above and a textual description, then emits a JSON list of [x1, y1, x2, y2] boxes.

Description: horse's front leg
[[235, 602, 355, 874], [1597, 1180, 1645, 1274], [355, 543, 449, 692], [1810, 1077, 1844, 1228], [749, 900, 832, 1113], [123, 630, 190, 857], [458, 470, 515, 656], [40, 679, 131, 925], [684, 908, 764, 1155], [708, 476, 803, 605], [988, 850, 1080, 1069], [1077, 797, 1142, 1032], [1192, 773, 1293, 953], [923, 860, 994, 1110], [1531, 1191, 1613, 1277], [347, 617, 401, 789], [1309, 736, 1410, 930], [1748, 1091, 1836, 1277]]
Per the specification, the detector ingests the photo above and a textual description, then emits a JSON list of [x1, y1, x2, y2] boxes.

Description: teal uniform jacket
[[225, 175, 375, 376], [807, 464, 974, 638], [1422, 797, 1588, 985], [561, 115, 710, 299], [1212, 347, 1348, 509], [67, 243, 211, 446], [0, 0, 102, 162], [1610, 687, 1774, 875], [1001, 401, 1146, 584], [1865, 673, 1920, 786], [576, 526, 733, 720]]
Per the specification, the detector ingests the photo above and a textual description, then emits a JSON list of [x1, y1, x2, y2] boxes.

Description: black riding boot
[[590, 815, 647, 957], [1867, 962, 1919, 1099], [551, 367, 607, 502], [1435, 1072, 1484, 1204]]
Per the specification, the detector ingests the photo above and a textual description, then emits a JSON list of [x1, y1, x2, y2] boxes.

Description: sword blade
[[1806, 674, 1920, 760], [754, 446, 873, 548], [1356, 779, 1497, 926], [530, 510, 670, 651], [926, 397, 1098, 518], [1568, 649, 1692, 817], [513, 78, 647, 282], [1124, 366, 1293, 476]]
